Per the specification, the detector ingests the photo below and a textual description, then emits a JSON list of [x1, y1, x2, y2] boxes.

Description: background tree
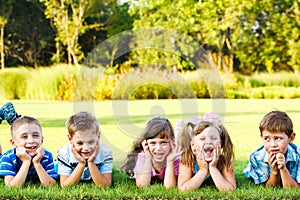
[[5, 0, 55, 68], [0, 0, 14, 69]]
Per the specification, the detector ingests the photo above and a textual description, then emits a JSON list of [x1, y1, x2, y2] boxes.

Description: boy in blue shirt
[[0, 115, 57, 186], [244, 110, 300, 188]]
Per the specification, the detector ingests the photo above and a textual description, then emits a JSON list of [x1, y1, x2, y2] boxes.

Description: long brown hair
[[120, 116, 174, 176], [180, 120, 234, 174]]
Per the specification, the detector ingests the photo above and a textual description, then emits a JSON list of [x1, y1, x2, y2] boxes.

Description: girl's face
[[191, 126, 221, 162], [69, 128, 100, 160], [147, 135, 171, 163]]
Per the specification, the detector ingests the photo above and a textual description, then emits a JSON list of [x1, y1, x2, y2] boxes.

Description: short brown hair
[[259, 110, 293, 137], [66, 111, 99, 137], [11, 116, 42, 138]]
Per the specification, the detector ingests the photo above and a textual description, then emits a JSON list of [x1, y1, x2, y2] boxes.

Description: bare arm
[[60, 162, 85, 187], [209, 146, 236, 191], [209, 165, 236, 191], [135, 153, 152, 188], [32, 146, 56, 186], [5, 160, 31, 186], [88, 161, 112, 186], [276, 153, 298, 188], [177, 163, 207, 192]]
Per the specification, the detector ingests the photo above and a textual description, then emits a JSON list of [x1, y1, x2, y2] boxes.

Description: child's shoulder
[[2, 148, 16, 157], [99, 143, 112, 155]]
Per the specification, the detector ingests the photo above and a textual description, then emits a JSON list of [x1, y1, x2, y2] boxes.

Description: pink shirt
[[133, 152, 181, 180]]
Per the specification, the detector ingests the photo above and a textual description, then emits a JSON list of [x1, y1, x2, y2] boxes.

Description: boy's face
[[69, 128, 100, 160], [261, 130, 295, 155], [10, 123, 43, 157]]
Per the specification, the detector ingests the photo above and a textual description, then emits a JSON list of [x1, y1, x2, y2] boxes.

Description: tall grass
[[1, 65, 300, 101], [0, 100, 300, 199]]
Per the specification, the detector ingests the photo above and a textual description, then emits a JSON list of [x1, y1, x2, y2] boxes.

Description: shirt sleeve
[[98, 145, 113, 174], [133, 152, 145, 174], [42, 151, 59, 180], [243, 152, 270, 184], [174, 156, 181, 176], [0, 153, 16, 177], [57, 147, 73, 176]]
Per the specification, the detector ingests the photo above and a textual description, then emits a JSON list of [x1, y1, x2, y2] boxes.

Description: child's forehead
[[73, 129, 99, 137], [261, 130, 287, 136], [13, 123, 42, 134]]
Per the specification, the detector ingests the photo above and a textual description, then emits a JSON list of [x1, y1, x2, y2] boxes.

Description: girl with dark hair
[[121, 116, 181, 188]]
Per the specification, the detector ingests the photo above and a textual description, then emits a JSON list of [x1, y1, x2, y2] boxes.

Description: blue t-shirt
[[244, 143, 300, 184], [57, 143, 113, 181], [0, 148, 58, 182]]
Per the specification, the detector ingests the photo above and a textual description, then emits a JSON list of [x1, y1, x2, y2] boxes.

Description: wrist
[[272, 170, 279, 176]]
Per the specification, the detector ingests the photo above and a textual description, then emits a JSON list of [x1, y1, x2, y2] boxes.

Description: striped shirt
[[244, 143, 300, 184], [57, 143, 113, 181], [0, 148, 58, 182]]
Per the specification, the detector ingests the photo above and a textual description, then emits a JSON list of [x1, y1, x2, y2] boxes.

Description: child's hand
[[166, 141, 182, 164], [209, 144, 221, 167], [141, 139, 150, 154], [268, 152, 279, 173], [196, 146, 208, 172], [88, 142, 100, 163], [71, 145, 86, 164], [16, 147, 31, 162], [32, 146, 45, 164], [275, 153, 286, 170]]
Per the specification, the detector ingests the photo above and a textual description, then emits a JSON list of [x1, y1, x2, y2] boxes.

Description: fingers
[[142, 139, 149, 153]]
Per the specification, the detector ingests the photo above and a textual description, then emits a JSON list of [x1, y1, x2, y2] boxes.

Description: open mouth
[[153, 152, 164, 159], [203, 147, 214, 159], [204, 147, 213, 154], [270, 149, 280, 154]]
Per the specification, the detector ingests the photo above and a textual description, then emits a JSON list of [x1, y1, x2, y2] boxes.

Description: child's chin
[[205, 157, 213, 162]]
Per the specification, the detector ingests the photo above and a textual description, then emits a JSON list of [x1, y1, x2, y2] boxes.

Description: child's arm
[[60, 147, 86, 187], [135, 140, 152, 188], [32, 146, 56, 186], [87, 143, 111, 186], [276, 153, 298, 188], [135, 152, 152, 188], [209, 145, 236, 191], [177, 162, 208, 192], [164, 142, 181, 188], [5, 147, 31, 186]]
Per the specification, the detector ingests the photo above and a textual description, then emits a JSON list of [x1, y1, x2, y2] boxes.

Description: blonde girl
[[177, 112, 236, 191], [121, 116, 181, 188]]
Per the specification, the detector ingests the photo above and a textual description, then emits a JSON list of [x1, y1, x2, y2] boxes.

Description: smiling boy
[[56, 111, 113, 187], [244, 111, 300, 188], [0, 116, 57, 186]]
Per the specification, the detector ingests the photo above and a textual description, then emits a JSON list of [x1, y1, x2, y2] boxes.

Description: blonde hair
[[66, 111, 99, 137], [11, 116, 42, 138], [180, 120, 234, 174]]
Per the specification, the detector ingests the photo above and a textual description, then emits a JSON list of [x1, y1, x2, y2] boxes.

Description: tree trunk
[[0, 25, 4, 69]]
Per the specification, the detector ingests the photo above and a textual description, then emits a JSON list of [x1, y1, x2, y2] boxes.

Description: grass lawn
[[0, 99, 300, 199]]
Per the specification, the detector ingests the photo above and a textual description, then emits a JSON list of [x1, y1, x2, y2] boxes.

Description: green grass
[[1, 99, 300, 199]]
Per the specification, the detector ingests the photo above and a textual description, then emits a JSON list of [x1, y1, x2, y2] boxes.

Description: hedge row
[[1, 65, 300, 100]]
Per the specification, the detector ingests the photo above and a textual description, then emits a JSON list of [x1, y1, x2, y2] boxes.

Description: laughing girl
[[121, 116, 181, 188], [177, 112, 236, 191]]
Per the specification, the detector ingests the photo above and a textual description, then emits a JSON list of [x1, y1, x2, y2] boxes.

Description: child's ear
[[67, 134, 72, 142], [190, 141, 195, 152], [10, 138, 16, 147], [289, 132, 296, 143]]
